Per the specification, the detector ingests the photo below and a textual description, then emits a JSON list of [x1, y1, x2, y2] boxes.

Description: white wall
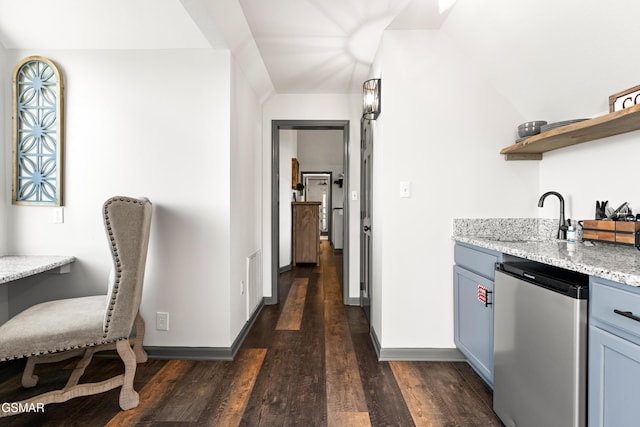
[[538, 134, 640, 222], [230, 56, 263, 339], [443, 0, 640, 123], [278, 130, 297, 268], [373, 30, 539, 349], [262, 94, 362, 300], [440, 0, 640, 222], [3, 49, 236, 347]]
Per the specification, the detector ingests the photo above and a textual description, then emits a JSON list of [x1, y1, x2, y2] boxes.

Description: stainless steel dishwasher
[[493, 256, 588, 427]]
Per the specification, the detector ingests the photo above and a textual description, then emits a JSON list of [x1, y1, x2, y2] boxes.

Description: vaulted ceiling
[[237, 0, 450, 93], [0, 0, 452, 95], [3, 0, 640, 121]]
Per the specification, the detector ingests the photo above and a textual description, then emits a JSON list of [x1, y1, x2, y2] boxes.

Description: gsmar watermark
[[2, 402, 45, 414]]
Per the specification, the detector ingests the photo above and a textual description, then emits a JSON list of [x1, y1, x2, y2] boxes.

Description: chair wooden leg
[[7, 339, 144, 416], [133, 312, 148, 363], [3, 343, 129, 418], [22, 348, 86, 388], [22, 357, 39, 388], [63, 348, 96, 389], [116, 339, 139, 410]]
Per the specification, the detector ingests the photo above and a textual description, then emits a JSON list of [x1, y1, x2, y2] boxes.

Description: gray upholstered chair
[[0, 196, 152, 417]]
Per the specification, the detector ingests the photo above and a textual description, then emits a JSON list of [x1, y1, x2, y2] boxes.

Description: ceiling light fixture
[[362, 78, 381, 120]]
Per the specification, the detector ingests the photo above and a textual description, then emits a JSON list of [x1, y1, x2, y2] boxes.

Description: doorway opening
[[269, 120, 349, 305], [301, 172, 332, 239]]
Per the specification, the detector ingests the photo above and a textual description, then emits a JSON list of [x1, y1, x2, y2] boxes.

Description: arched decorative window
[[12, 56, 64, 206]]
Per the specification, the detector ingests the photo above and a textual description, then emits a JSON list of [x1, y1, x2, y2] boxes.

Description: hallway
[[0, 241, 501, 426]]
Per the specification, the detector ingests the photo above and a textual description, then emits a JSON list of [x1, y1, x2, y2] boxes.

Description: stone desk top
[[453, 218, 640, 287], [0, 256, 76, 284]]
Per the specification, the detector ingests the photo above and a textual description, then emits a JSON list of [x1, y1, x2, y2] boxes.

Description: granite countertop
[[453, 218, 640, 287], [0, 255, 76, 284]]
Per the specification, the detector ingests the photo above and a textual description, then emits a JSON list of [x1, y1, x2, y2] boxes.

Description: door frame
[[269, 120, 350, 305], [300, 171, 333, 238], [360, 118, 372, 322]]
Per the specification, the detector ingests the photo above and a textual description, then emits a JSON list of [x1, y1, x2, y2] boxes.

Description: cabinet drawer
[[591, 281, 640, 341], [454, 243, 499, 280]]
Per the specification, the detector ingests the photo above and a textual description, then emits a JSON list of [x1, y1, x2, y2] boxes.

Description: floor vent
[[246, 250, 262, 320]]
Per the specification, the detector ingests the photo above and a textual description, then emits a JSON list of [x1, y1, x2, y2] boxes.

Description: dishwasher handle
[[614, 309, 640, 323]]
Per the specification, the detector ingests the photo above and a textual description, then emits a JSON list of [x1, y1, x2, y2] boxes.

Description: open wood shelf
[[501, 104, 640, 160]]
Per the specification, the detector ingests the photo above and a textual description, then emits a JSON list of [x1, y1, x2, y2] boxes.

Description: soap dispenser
[[566, 220, 577, 242]]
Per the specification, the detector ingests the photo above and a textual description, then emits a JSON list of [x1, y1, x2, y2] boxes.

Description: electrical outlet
[[156, 312, 169, 331], [53, 207, 64, 224]]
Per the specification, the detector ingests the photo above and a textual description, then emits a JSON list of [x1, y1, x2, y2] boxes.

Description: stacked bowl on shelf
[[515, 119, 588, 142]]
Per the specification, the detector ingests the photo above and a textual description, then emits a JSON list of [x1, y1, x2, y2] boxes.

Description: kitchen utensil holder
[[582, 220, 640, 250]]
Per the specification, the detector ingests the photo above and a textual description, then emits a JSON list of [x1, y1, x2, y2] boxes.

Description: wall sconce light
[[362, 78, 381, 120]]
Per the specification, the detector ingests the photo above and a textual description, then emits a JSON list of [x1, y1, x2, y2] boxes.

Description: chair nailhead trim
[[102, 196, 147, 337], [0, 337, 129, 362]]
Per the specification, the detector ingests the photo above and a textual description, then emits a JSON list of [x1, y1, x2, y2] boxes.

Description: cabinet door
[[454, 265, 494, 387], [293, 203, 320, 265], [589, 325, 640, 426]]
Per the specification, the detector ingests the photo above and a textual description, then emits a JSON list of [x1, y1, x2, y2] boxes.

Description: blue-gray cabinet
[[454, 243, 502, 387], [589, 277, 640, 426]]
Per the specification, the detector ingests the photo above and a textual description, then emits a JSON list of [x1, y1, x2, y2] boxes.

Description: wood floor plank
[[390, 361, 502, 426], [276, 278, 309, 330], [105, 359, 194, 426], [451, 362, 495, 411], [390, 360, 450, 426], [285, 271, 326, 425], [422, 362, 500, 426], [350, 328, 416, 426], [242, 268, 327, 426], [324, 271, 364, 412], [199, 348, 267, 427], [321, 260, 342, 304], [328, 411, 372, 427], [151, 360, 231, 422], [324, 253, 368, 418], [242, 334, 326, 426]]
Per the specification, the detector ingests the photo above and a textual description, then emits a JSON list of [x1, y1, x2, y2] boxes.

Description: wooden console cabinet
[[292, 202, 321, 266]]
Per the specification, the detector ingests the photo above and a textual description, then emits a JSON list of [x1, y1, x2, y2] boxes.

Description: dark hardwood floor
[[0, 241, 502, 426]]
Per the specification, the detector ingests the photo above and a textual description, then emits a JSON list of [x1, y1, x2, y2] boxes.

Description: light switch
[[53, 207, 64, 224], [351, 190, 358, 201], [400, 181, 412, 198]]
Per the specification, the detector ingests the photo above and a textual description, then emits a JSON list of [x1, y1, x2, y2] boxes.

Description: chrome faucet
[[538, 191, 568, 239]]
